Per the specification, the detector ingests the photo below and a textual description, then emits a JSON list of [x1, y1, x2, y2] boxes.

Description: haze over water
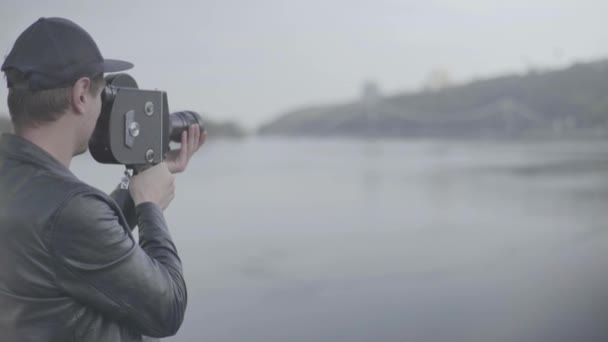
[[72, 137, 608, 342]]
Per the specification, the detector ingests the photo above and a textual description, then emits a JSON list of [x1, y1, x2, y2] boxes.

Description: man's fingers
[[182, 126, 190, 159], [189, 125, 198, 156], [194, 125, 201, 151], [177, 130, 189, 171], [167, 125, 205, 174], [199, 131, 207, 148], [192, 124, 202, 153], [180, 130, 187, 147]]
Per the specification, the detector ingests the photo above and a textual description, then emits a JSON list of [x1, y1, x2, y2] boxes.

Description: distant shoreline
[[258, 59, 608, 140]]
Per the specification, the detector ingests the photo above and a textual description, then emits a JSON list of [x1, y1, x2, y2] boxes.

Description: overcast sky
[[1, 0, 607, 128]]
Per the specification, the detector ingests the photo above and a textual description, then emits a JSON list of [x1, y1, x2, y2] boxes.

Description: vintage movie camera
[[89, 73, 204, 173]]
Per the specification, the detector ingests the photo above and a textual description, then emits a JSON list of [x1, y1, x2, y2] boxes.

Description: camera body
[[89, 73, 203, 169]]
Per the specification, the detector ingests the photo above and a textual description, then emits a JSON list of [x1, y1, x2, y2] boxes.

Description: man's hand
[[165, 124, 207, 174], [129, 163, 175, 210]]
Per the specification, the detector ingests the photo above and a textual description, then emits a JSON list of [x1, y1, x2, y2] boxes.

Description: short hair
[[5, 70, 105, 129]]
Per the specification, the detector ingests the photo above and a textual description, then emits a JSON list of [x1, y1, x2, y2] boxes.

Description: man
[[0, 17, 206, 341]]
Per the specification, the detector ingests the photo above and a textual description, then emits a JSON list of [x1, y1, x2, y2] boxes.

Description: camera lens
[[169, 111, 205, 142]]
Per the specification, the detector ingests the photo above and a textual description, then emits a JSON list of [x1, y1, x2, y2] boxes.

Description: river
[[72, 137, 608, 342]]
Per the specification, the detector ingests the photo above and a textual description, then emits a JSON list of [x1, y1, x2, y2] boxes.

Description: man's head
[[1, 17, 133, 156], [5, 69, 106, 154]]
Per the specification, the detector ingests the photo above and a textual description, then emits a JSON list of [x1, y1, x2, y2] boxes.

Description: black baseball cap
[[1, 17, 133, 90]]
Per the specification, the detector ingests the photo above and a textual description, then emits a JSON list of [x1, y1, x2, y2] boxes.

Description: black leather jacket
[[0, 133, 187, 341]]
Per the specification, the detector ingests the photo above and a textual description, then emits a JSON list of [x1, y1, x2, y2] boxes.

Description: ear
[[70, 77, 93, 115]]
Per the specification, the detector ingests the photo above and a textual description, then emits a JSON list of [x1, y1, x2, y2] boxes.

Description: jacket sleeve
[[109, 185, 137, 231], [49, 192, 188, 338]]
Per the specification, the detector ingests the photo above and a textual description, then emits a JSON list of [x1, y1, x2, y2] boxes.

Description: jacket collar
[[0, 133, 77, 179]]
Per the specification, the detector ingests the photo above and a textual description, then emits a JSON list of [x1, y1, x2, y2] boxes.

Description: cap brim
[[102, 59, 134, 73]]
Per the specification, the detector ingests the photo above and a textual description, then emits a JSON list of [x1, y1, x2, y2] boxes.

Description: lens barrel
[[169, 111, 205, 142]]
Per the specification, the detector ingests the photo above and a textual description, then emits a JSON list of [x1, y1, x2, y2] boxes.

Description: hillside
[[258, 59, 608, 139], [198, 115, 246, 139]]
